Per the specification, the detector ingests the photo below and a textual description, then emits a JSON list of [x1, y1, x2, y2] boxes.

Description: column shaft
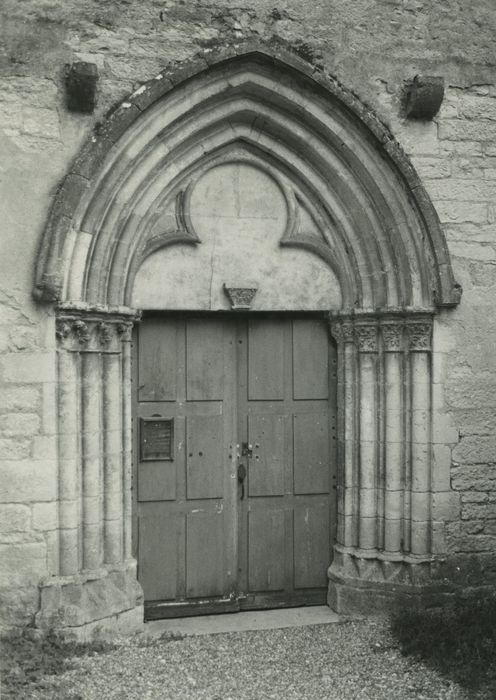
[[383, 350, 403, 552], [410, 349, 432, 555], [57, 349, 80, 575], [358, 351, 378, 549], [103, 353, 123, 564], [121, 330, 133, 560], [81, 352, 103, 570]]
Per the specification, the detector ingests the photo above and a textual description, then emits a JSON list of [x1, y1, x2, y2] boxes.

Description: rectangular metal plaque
[[140, 418, 174, 461]]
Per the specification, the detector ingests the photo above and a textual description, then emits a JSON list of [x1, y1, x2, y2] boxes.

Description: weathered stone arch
[[33, 45, 461, 633], [34, 47, 460, 311]]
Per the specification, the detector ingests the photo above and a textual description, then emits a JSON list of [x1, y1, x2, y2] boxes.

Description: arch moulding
[[33, 43, 461, 633]]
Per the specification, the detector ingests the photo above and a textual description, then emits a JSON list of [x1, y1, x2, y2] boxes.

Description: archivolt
[[33, 46, 460, 312]]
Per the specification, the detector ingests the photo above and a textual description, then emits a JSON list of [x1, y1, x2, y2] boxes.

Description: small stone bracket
[[223, 283, 258, 310], [65, 62, 99, 114], [404, 75, 444, 120]]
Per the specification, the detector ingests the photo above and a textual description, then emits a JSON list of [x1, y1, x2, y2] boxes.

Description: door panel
[[292, 319, 329, 400], [294, 503, 330, 589], [186, 319, 225, 400], [138, 318, 178, 401], [138, 460, 176, 502], [248, 509, 286, 591], [138, 514, 180, 600], [293, 412, 330, 495], [186, 511, 225, 597], [247, 414, 286, 497], [135, 314, 335, 618], [247, 319, 285, 400], [186, 414, 224, 500]]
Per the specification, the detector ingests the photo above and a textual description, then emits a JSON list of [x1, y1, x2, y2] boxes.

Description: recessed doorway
[[133, 313, 336, 620]]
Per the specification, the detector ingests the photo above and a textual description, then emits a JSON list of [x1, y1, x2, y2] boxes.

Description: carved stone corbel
[[223, 283, 258, 310]]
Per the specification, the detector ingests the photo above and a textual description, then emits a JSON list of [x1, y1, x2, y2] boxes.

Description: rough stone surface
[[36, 567, 144, 632], [0, 0, 495, 631]]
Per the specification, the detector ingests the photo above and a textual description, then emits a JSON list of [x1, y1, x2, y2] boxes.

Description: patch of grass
[[0, 629, 115, 699], [390, 593, 496, 694]]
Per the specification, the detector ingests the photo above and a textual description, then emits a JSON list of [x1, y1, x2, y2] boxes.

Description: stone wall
[[1, 0, 496, 629]]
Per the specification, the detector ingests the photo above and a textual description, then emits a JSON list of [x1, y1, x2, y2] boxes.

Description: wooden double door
[[134, 313, 336, 619]]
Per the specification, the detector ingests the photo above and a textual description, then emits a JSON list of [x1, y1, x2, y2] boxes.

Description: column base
[[35, 560, 144, 640], [328, 546, 453, 615]]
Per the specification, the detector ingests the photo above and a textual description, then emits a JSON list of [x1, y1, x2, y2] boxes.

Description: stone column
[[382, 322, 403, 554], [328, 312, 439, 613], [332, 321, 358, 550], [36, 308, 143, 635], [56, 338, 80, 575], [355, 324, 379, 551], [407, 320, 433, 557]]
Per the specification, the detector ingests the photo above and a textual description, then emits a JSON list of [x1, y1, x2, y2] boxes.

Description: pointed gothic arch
[[34, 47, 460, 311], [33, 45, 461, 632]]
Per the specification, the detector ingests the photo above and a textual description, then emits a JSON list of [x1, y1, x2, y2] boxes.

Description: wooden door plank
[[138, 514, 181, 601], [186, 511, 225, 597], [247, 319, 285, 400], [294, 503, 330, 589], [248, 509, 285, 592], [186, 319, 225, 400], [138, 318, 177, 401], [293, 412, 330, 495], [248, 414, 286, 497], [292, 319, 329, 400], [138, 461, 176, 502], [186, 414, 224, 500]]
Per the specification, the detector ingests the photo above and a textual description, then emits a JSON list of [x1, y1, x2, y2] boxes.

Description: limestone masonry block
[[435, 200, 489, 225], [0, 413, 40, 437], [32, 436, 57, 460], [0, 586, 41, 628], [32, 502, 58, 531], [439, 119, 496, 141], [453, 436, 496, 464], [0, 438, 31, 460], [432, 491, 461, 521], [0, 460, 57, 503], [0, 542, 48, 587], [428, 180, 496, 203], [0, 353, 55, 384], [0, 504, 31, 533]]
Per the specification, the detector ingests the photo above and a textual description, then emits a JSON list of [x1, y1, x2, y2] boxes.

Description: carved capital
[[355, 325, 378, 352], [116, 321, 134, 342], [382, 323, 403, 351], [72, 320, 90, 345], [56, 314, 136, 352], [97, 322, 113, 346], [330, 321, 354, 344], [406, 321, 432, 351], [55, 321, 72, 341]]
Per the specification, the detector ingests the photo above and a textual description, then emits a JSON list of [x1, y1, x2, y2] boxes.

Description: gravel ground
[[18, 620, 487, 700]]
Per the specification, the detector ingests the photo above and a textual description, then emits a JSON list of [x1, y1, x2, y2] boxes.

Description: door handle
[[237, 463, 247, 500]]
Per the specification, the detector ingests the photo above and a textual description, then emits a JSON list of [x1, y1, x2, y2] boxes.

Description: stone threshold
[[144, 605, 342, 638]]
